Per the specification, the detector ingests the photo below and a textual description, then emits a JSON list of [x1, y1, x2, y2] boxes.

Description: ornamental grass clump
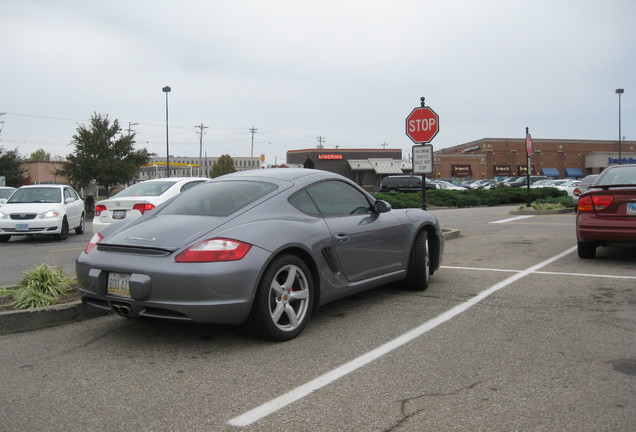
[[10, 264, 75, 310]]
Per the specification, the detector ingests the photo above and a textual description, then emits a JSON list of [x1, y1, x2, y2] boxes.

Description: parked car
[[576, 165, 636, 258], [572, 174, 600, 206], [555, 179, 581, 198], [0, 184, 85, 242], [379, 175, 423, 192], [0, 186, 16, 204], [93, 177, 209, 232], [77, 169, 444, 341], [428, 180, 467, 190], [507, 176, 549, 187]]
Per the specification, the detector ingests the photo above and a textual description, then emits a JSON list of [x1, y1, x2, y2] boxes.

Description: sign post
[[406, 97, 439, 210], [525, 127, 533, 207]]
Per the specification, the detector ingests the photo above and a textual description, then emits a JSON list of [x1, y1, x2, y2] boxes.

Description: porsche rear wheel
[[250, 255, 314, 341]]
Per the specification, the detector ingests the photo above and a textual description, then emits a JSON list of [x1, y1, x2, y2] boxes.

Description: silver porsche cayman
[[76, 169, 444, 340]]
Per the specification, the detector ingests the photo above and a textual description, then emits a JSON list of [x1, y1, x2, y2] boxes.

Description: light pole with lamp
[[616, 88, 624, 164], [162, 86, 171, 176]]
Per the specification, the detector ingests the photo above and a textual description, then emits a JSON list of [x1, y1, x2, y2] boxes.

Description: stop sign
[[405, 106, 439, 144]]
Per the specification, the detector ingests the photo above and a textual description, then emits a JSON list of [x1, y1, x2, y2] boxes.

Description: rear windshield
[[161, 180, 278, 217], [596, 166, 636, 186], [114, 181, 178, 197]]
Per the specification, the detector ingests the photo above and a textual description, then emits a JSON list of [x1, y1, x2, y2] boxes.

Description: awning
[[541, 167, 560, 177], [565, 167, 584, 177]]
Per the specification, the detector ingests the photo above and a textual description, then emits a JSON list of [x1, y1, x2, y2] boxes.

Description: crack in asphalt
[[383, 379, 489, 431]]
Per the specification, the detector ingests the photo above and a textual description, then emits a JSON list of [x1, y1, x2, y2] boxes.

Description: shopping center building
[[287, 138, 636, 190]]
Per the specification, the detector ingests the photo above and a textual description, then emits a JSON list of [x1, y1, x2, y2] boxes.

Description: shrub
[[10, 264, 75, 310]]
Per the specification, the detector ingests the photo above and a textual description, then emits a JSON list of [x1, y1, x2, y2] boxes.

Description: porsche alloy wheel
[[251, 255, 314, 341]]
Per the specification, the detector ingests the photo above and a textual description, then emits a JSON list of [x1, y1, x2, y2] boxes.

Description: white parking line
[[491, 215, 535, 224], [227, 245, 578, 427], [441, 265, 636, 280]]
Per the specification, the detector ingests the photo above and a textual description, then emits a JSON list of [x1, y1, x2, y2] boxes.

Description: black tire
[[57, 218, 69, 241], [75, 214, 85, 235], [0, 235, 10, 243], [249, 254, 314, 341], [404, 230, 430, 291], [577, 241, 596, 259]]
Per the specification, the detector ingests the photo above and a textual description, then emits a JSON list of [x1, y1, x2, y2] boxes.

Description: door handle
[[334, 233, 350, 243]]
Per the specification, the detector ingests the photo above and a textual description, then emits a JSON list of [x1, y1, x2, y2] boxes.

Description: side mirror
[[373, 200, 392, 213], [65, 197, 75, 204]]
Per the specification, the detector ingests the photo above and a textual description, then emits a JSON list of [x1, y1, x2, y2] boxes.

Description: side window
[[306, 180, 371, 217], [181, 180, 206, 192], [64, 188, 73, 201], [288, 190, 321, 217]]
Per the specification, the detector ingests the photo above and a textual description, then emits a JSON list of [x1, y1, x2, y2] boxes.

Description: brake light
[[577, 195, 614, 212], [94, 204, 106, 216], [175, 238, 252, 263], [84, 232, 104, 254], [133, 203, 155, 214]]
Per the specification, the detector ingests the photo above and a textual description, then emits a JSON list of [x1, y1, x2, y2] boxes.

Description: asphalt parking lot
[[0, 205, 634, 431]]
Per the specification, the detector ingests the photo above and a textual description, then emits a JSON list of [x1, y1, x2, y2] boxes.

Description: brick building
[[433, 138, 636, 180]]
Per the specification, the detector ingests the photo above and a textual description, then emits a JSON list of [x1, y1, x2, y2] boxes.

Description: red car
[[576, 164, 636, 258]]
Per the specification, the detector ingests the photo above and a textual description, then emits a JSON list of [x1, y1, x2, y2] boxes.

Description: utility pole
[[316, 136, 326, 149], [195, 123, 209, 177], [126, 122, 138, 136], [0, 112, 6, 140], [249, 126, 258, 157], [381, 142, 388, 149]]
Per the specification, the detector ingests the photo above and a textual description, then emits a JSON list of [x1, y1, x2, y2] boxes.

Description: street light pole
[[616, 88, 624, 164], [163, 86, 172, 176]]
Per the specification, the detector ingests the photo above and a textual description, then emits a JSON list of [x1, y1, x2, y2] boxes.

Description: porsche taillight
[[84, 232, 104, 254], [94, 204, 106, 216], [175, 238, 252, 263], [577, 195, 614, 212], [133, 203, 155, 214]]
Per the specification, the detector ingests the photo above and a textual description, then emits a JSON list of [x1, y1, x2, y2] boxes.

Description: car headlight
[[40, 210, 60, 219], [0, 211, 7, 220]]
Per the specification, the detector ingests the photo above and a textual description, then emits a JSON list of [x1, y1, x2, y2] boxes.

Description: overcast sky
[[1, 0, 634, 165]]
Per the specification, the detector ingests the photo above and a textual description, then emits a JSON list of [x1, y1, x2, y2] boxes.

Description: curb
[[508, 208, 574, 215], [1, 228, 461, 336], [0, 300, 111, 336]]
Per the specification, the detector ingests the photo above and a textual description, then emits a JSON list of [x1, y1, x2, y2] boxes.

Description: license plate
[[15, 223, 28, 231], [107, 272, 131, 297], [112, 210, 126, 220], [628, 202, 636, 215]]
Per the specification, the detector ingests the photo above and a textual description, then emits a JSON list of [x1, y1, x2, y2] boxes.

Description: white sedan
[[93, 177, 209, 232], [0, 184, 85, 242]]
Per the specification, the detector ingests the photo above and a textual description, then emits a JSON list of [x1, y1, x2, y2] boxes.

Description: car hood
[[100, 214, 231, 251], [0, 202, 62, 213]]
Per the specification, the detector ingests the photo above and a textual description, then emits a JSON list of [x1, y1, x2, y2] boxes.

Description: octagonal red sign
[[405, 106, 439, 144]]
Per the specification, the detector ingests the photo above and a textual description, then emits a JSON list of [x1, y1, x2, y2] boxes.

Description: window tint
[[162, 180, 277, 217], [305, 181, 371, 217]]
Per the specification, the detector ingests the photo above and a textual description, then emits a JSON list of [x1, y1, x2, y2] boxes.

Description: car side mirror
[[65, 197, 75, 204], [373, 200, 391, 213]]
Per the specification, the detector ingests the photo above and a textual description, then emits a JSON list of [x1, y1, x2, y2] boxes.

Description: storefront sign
[[452, 165, 472, 176], [318, 154, 343, 160], [493, 165, 510, 176]]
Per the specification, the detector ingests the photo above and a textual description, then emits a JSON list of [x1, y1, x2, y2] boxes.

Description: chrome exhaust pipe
[[112, 303, 132, 317]]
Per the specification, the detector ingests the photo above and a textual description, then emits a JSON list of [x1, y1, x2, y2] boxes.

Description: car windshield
[[161, 180, 278, 217], [7, 187, 61, 204], [596, 166, 636, 186], [114, 181, 178, 197]]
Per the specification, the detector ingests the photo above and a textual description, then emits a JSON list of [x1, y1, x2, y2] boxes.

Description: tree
[[26, 149, 51, 161], [58, 113, 153, 196], [210, 154, 237, 178], [0, 147, 26, 186]]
